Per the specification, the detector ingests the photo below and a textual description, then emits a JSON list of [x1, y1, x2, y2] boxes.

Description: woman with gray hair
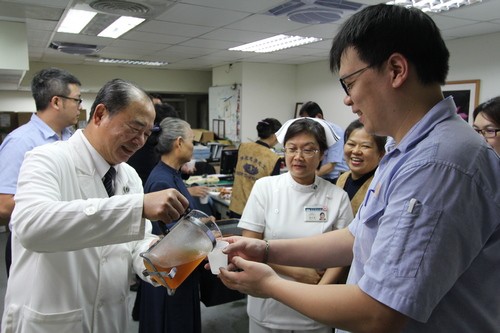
[[138, 117, 204, 333]]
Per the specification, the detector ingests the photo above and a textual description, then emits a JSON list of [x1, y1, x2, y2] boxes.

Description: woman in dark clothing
[[139, 117, 203, 333]]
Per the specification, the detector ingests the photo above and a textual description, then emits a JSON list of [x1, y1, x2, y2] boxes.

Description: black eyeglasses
[[339, 65, 372, 96], [474, 128, 500, 138], [56, 95, 83, 105]]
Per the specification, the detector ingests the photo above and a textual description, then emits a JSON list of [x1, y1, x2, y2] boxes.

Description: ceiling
[[1, 0, 500, 74]]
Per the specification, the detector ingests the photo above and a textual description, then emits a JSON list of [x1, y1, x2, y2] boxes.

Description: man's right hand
[[143, 189, 189, 222]]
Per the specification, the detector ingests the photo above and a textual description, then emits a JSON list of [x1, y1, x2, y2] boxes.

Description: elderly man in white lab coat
[[2, 79, 189, 333]]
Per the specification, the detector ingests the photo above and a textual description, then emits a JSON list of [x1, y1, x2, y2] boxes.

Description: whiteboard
[[208, 85, 241, 143]]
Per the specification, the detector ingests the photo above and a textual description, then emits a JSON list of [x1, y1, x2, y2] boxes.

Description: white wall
[[20, 61, 212, 94], [296, 60, 356, 128], [0, 91, 97, 113], [212, 62, 297, 145], [240, 63, 297, 144], [446, 31, 500, 102], [0, 61, 212, 114], [212, 63, 243, 86]]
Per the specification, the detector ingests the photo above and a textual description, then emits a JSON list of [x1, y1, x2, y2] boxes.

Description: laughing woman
[[336, 119, 387, 215]]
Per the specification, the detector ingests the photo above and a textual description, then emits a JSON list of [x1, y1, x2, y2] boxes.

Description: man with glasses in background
[[0, 67, 83, 276]]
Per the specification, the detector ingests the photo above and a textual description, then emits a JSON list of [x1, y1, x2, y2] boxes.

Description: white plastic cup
[[207, 240, 229, 274], [200, 195, 209, 204]]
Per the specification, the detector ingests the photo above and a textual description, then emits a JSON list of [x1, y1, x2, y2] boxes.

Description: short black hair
[[257, 118, 282, 139], [155, 103, 178, 124], [149, 93, 163, 104], [299, 101, 323, 118], [344, 119, 387, 153], [31, 67, 81, 111], [330, 4, 449, 85], [473, 96, 500, 127]]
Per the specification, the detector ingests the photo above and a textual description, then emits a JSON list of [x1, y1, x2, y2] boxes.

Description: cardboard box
[[192, 129, 215, 144]]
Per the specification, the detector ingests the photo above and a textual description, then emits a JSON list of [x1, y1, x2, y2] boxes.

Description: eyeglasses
[[56, 95, 83, 105], [474, 128, 500, 138], [282, 147, 320, 158], [339, 65, 371, 96]]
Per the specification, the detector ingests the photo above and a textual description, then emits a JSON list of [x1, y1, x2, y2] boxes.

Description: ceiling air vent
[[74, 0, 178, 19], [89, 0, 150, 16], [49, 42, 102, 55], [267, 0, 364, 24]]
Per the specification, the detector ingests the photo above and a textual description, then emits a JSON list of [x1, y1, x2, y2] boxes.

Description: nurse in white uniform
[[238, 117, 354, 333]]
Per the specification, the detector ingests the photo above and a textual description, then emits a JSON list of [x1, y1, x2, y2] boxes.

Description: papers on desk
[[185, 174, 233, 185], [185, 175, 220, 185], [208, 174, 233, 179], [208, 187, 232, 201]]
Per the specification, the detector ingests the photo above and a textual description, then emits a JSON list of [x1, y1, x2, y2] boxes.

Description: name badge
[[304, 206, 327, 222]]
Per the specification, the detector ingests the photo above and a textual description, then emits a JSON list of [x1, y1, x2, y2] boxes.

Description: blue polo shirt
[[342, 97, 500, 332], [0, 114, 73, 195]]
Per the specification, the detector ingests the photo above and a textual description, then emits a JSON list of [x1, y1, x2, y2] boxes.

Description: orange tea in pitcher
[[150, 256, 205, 289], [140, 209, 222, 295]]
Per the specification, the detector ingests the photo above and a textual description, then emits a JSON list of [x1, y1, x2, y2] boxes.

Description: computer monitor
[[220, 148, 238, 175]]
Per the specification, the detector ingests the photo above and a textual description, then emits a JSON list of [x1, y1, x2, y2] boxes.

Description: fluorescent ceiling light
[[57, 9, 97, 34], [386, 0, 482, 13], [99, 58, 167, 66], [98, 16, 145, 39], [229, 34, 323, 53]]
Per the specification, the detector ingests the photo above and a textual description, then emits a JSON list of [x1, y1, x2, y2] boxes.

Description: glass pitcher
[[141, 209, 222, 295]]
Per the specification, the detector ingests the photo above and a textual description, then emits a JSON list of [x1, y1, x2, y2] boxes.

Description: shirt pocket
[[389, 199, 442, 278], [19, 305, 84, 333]]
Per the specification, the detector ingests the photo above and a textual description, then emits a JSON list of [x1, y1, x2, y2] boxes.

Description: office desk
[[208, 192, 230, 219], [186, 174, 233, 218]]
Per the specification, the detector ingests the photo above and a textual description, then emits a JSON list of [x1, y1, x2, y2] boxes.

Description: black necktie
[[103, 167, 116, 197]]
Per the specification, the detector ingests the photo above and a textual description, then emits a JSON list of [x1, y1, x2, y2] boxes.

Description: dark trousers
[[5, 232, 11, 277]]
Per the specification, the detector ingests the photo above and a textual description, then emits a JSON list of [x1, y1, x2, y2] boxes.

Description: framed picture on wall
[[294, 102, 303, 118], [442, 80, 480, 124]]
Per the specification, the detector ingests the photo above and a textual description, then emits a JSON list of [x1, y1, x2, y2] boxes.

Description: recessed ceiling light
[[97, 16, 145, 38], [57, 9, 97, 34], [98, 58, 167, 66], [229, 34, 322, 53], [386, 0, 482, 13]]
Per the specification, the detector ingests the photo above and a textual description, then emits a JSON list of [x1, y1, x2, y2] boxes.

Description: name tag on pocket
[[304, 206, 327, 222]]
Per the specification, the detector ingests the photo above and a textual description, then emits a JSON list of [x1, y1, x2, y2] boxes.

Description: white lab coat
[[2, 130, 158, 333]]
